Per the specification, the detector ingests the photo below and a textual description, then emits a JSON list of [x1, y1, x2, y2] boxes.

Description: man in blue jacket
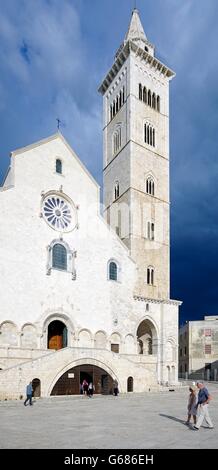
[[193, 381, 213, 430], [24, 381, 33, 406]]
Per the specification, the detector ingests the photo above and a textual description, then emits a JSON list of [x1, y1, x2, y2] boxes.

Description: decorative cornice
[[98, 40, 175, 95], [133, 295, 182, 306]]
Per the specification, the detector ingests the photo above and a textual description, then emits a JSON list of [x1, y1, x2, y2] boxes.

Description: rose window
[[42, 194, 76, 232]]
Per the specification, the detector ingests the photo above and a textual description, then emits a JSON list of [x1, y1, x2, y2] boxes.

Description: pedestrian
[[193, 381, 213, 430], [24, 381, 33, 406], [88, 382, 94, 397], [82, 379, 88, 396], [113, 380, 119, 397], [185, 385, 197, 425]]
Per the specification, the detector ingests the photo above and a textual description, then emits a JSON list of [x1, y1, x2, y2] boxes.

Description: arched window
[[143, 87, 147, 104], [148, 90, 151, 106], [119, 90, 122, 108], [152, 93, 156, 109], [146, 177, 155, 196], [52, 243, 67, 271], [150, 126, 153, 146], [147, 266, 154, 285], [116, 95, 119, 113], [110, 105, 113, 121], [139, 83, 142, 100], [157, 95, 160, 112], [151, 222, 155, 240], [122, 86, 125, 104], [56, 159, 62, 174], [114, 181, 120, 200], [109, 261, 118, 281], [144, 124, 155, 148], [113, 126, 122, 155], [113, 101, 116, 117], [146, 177, 154, 196]]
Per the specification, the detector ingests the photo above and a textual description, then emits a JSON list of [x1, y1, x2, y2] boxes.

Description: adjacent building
[[179, 316, 218, 380]]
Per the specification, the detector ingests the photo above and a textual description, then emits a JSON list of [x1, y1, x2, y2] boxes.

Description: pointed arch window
[[56, 159, 62, 174], [146, 177, 155, 196], [113, 125, 122, 155], [143, 87, 147, 104], [144, 123, 155, 147], [139, 83, 142, 100]]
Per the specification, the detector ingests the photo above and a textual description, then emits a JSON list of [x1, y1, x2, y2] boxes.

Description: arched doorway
[[47, 320, 67, 350], [127, 376, 133, 392], [32, 378, 41, 397], [50, 364, 114, 395], [137, 319, 157, 355]]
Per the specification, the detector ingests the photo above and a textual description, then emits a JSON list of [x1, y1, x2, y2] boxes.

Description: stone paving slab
[[0, 384, 217, 449]]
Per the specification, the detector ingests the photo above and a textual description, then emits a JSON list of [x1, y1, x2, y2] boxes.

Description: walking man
[[24, 381, 33, 406], [193, 381, 213, 430]]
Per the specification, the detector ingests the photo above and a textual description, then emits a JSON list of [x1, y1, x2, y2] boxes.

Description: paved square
[[0, 384, 217, 449]]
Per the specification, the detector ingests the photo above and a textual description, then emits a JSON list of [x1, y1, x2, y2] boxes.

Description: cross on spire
[[56, 118, 62, 130]]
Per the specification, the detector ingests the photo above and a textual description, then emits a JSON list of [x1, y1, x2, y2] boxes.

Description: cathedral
[[0, 9, 181, 399]]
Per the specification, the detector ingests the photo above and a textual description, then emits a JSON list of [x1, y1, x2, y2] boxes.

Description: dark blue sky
[[0, 0, 218, 324]]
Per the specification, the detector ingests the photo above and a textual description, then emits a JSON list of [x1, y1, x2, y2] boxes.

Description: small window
[[205, 345, 211, 354], [109, 261, 118, 281], [205, 329, 211, 336], [52, 244, 67, 271], [147, 266, 154, 285], [111, 343, 119, 353], [146, 177, 155, 196], [157, 95, 160, 112], [139, 83, 142, 100], [114, 181, 120, 200], [56, 159, 62, 174]]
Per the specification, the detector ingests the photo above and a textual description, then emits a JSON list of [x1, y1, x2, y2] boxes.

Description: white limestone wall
[[0, 347, 158, 399], [0, 136, 136, 348]]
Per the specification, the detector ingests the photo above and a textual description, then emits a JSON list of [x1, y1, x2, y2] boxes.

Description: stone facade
[[0, 9, 181, 399], [179, 316, 218, 381]]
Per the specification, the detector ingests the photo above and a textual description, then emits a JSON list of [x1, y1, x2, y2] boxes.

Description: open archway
[[47, 320, 68, 350], [127, 376, 133, 392], [136, 318, 158, 355], [50, 364, 114, 395], [32, 378, 41, 397]]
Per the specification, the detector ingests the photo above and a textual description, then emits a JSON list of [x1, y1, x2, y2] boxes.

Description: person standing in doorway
[[193, 381, 213, 430], [113, 380, 119, 396], [88, 382, 94, 398], [24, 381, 33, 406]]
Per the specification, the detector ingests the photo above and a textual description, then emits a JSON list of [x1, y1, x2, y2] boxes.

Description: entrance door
[[32, 378, 41, 397], [51, 364, 114, 395], [48, 320, 67, 350]]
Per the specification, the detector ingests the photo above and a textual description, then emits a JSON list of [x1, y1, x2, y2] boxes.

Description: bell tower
[[99, 9, 175, 300]]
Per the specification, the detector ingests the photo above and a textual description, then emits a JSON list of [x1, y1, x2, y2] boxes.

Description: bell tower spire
[[125, 8, 147, 43]]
